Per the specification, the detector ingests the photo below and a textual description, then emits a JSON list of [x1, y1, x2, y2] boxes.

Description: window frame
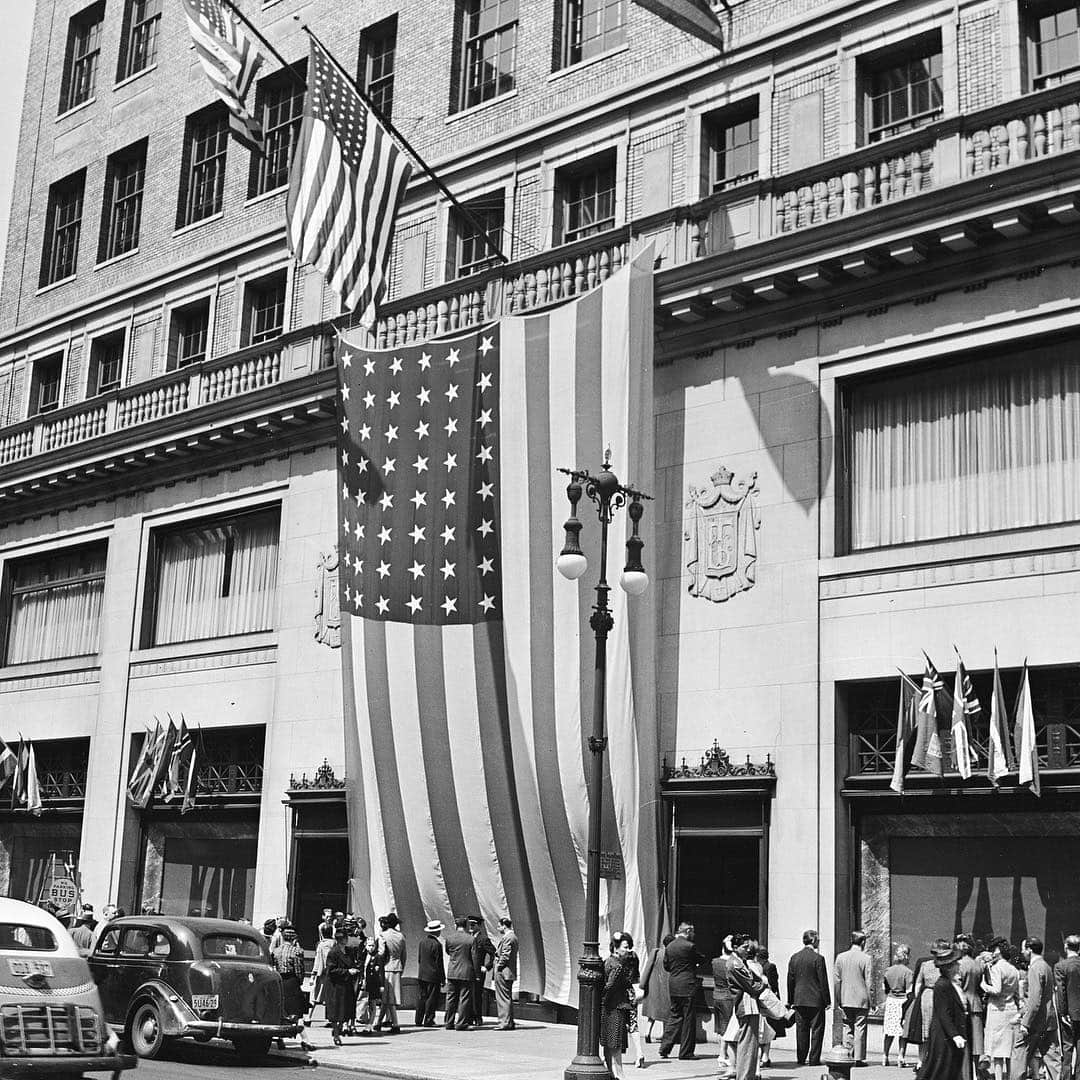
[[177, 105, 229, 230], [118, 0, 163, 82], [458, 0, 519, 112], [59, 2, 105, 114], [248, 64, 306, 198], [557, 0, 626, 70], [87, 330, 127, 398], [40, 171, 86, 288], [359, 15, 398, 120], [27, 353, 64, 417], [99, 140, 147, 264], [243, 272, 287, 347], [1026, 0, 1080, 89], [451, 193, 505, 279], [556, 150, 618, 245], [168, 298, 212, 371], [859, 33, 944, 144], [702, 100, 760, 195]]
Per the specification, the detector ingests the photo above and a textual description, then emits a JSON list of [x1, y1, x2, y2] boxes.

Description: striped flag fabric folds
[[287, 39, 413, 329], [950, 648, 979, 779], [987, 649, 1015, 786], [180, 0, 264, 152], [889, 672, 921, 794], [337, 246, 657, 1006], [1014, 660, 1040, 797]]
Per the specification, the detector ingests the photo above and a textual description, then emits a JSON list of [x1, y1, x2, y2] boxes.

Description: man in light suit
[[443, 916, 476, 1031], [788, 929, 831, 1066], [1014, 937, 1061, 1080], [834, 929, 873, 1065], [493, 916, 518, 1030], [1056, 934, 1080, 1080]]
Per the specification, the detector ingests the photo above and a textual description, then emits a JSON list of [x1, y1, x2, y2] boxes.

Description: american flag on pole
[[337, 247, 657, 1005], [180, 0, 264, 153], [287, 39, 413, 329]]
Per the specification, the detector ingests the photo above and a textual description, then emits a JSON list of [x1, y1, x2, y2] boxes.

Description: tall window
[[40, 171, 86, 287], [557, 151, 617, 244], [862, 35, 943, 142], [558, 0, 626, 69], [459, 0, 518, 110], [59, 2, 104, 113], [243, 272, 287, 346], [87, 331, 125, 397], [704, 102, 759, 193], [118, 0, 162, 81], [359, 16, 397, 119], [145, 507, 280, 646], [248, 66, 306, 197], [452, 194, 504, 278], [177, 105, 228, 229], [1027, 1, 1080, 87], [168, 299, 211, 370], [99, 140, 147, 262], [28, 354, 63, 417], [3, 543, 107, 665], [842, 343, 1080, 550]]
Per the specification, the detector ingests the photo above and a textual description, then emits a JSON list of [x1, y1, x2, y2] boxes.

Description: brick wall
[[627, 122, 685, 220], [959, 6, 1003, 112], [772, 64, 840, 176]]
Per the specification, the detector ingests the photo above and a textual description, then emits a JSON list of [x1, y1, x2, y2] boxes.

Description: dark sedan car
[[88, 916, 298, 1059]]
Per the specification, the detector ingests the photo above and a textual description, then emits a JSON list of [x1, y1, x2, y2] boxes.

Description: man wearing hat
[[468, 915, 496, 1027], [493, 917, 519, 1030], [71, 911, 95, 956], [834, 929, 874, 1065], [444, 916, 477, 1030], [416, 920, 445, 1027]]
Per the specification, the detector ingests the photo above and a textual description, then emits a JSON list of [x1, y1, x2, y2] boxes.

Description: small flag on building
[[180, 0, 265, 153], [951, 647, 979, 780], [632, 0, 724, 48], [286, 37, 413, 328], [24, 743, 42, 817], [1014, 660, 1040, 797], [127, 721, 161, 809], [911, 654, 945, 776], [890, 671, 922, 794], [166, 718, 194, 802], [987, 648, 1015, 786], [0, 738, 16, 794]]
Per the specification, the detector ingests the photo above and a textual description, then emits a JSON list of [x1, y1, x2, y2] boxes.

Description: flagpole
[[218, 0, 309, 91]]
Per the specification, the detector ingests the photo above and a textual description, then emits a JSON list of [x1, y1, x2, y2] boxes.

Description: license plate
[[8, 959, 52, 977], [191, 994, 219, 1011]]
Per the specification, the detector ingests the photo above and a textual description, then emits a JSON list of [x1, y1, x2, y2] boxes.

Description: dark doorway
[[291, 835, 349, 946]]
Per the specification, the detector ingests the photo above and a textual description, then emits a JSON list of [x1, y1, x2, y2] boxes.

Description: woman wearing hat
[[980, 938, 1021, 1080], [325, 927, 360, 1046], [915, 942, 967, 1080], [601, 932, 637, 1080]]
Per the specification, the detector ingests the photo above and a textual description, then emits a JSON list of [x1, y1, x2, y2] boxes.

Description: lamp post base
[[565, 952, 609, 1080]]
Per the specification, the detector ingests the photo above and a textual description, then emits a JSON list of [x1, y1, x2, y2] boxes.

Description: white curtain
[[849, 350, 1080, 549], [153, 512, 279, 644]]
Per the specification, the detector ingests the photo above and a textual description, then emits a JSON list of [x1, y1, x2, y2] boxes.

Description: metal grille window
[[460, 0, 518, 110], [558, 154, 617, 244], [1029, 1, 1080, 87], [60, 3, 104, 113], [34, 739, 90, 801], [99, 141, 146, 262], [196, 728, 266, 795], [245, 274, 286, 345], [360, 16, 397, 120], [249, 67, 306, 197], [119, 0, 162, 81], [705, 105, 759, 193], [178, 107, 228, 228], [88, 332, 125, 397], [453, 195, 504, 278], [559, 0, 626, 68], [40, 172, 85, 287], [170, 300, 211, 369], [864, 40, 943, 142]]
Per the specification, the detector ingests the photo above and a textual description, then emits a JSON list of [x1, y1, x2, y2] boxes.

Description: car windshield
[[202, 934, 263, 959], [0, 923, 57, 952]]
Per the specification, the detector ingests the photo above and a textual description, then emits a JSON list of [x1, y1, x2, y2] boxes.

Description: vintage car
[[0, 897, 135, 1078], [88, 916, 298, 1059]]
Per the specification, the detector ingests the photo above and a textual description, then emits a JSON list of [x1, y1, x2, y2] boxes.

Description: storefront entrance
[[290, 835, 349, 938]]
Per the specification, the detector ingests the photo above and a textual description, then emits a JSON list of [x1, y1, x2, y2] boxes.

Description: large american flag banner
[[337, 247, 657, 1005], [180, 0, 264, 152], [287, 39, 413, 329]]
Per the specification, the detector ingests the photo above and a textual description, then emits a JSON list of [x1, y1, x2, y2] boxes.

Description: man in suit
[[788, 928, 831, 1066], [467, 915, 495, 1027], [834, 929, 873, 1065], [415, 920, 445, 1027], [727, 932, 767, 1080], [1056, 934, 1080, 1080], [493, 916, 519, 1030], [955, 934, 985, 1080], [443, 916, 476, 1030], [1014, 937, 1061, 1080], [659, 922, 706, 1060]]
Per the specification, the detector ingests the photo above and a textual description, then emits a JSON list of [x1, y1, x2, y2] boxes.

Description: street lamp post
[[557, 450, 650, 1080]]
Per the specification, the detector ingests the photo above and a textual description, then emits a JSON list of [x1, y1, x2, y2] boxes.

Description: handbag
[[301, 974, 315, 995], [756, 986, 790, 1023]]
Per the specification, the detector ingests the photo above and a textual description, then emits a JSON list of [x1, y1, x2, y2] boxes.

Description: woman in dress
[[884, 945, 916, 1067], [916, 944, 967, 1080], [355, 936, 386, 1035], [325, 927, 360, 1046], [306, 922, 335, 1027], [907, 948, 943, 1067], [601, 931, 636, 1080], [624, 942, 645, 1069], [981, 938, 1021, 1080], [271, 924, 314, 1051], [639, 933, 674, 1044], [755, 946, 780, 1067]]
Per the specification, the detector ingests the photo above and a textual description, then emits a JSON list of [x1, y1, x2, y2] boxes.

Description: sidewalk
[[299, 1014, 902, 1080]]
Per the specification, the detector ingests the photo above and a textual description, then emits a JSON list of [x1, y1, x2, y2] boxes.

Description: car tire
[[233, 1034, 273, 1058], [128, 1001, 167, 1059]]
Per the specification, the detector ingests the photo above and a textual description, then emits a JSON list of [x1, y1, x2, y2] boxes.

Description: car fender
[[125, 980, 200, 1037]]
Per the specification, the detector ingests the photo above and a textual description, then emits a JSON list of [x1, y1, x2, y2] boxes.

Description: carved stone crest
[[314, 547, 341, 649], [685, 465, 761, 602]]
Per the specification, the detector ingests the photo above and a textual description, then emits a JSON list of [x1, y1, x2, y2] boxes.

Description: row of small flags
[[0, 738, 42, 816], [891, 649, 1040, 796], [126, 716, 202, 814]]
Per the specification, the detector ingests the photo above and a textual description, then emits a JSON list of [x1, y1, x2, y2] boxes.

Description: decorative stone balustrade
[[42, 404, 108, 451], [116, 379, 189, 430], [964, 93, 1080, 177], [200, 346, 282, 405], [0, 425, 33, 467]]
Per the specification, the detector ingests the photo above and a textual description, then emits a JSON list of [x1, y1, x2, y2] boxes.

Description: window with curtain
[[148, 507, 280, 645], [844, 347, 1080, 550], [4, 543, 107, 665]]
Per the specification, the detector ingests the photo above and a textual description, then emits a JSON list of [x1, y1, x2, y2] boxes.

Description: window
[[1027, 1, 1080, 87], [118, 0, 162, 81], [842, 342, 1080, 550], [703, 102, 759, 194], [99, 140, 146, 263], [40, 171, 86, 287], [94, 929, 120, 955], [59, 2, 104, 113], [248, 65, 306, 198], [144, 506, 280, 646], [458, 0, 518, 111], [359, 16, 397, 119], [556, 151, 617, 244], [243, 272, 286, 346], [3, 542, 107, 665], [28, 353, 63, 417], [861, 34, 943, 142], [557, 0, 626, 69], [451, 194, 504, 278], [0, 925, 58, 952], [87, 331, 126, 397], [177, 105, 228, 229], [168, 299, 211, 370]]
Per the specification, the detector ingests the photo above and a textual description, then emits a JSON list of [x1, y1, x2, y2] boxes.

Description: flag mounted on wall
[[987, 649, 1016, 787], [1014, 660, 1040, 797]]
